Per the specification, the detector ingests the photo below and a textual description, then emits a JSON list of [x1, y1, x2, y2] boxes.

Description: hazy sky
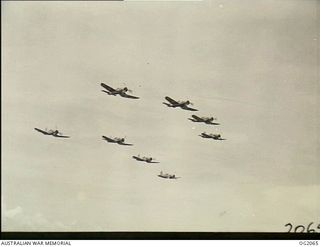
[[2, 0, 319, 232]]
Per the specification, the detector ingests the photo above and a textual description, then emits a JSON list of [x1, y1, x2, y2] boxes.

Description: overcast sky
[[2, 0, 319, 232]]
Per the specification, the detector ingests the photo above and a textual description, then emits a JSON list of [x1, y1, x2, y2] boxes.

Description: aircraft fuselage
[[170, 102, 189, 107]]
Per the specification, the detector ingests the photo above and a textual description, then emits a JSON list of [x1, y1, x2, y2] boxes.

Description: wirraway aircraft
[[199, 132, 226, 140], [188, 115, 219, 125], [158, 171, 180, 179], [34, 128, 70, 138], [163, 96, 198, 111], [102, 136, 133, 146], [100, 83, 139, 99], [132, 155, 159, 164]]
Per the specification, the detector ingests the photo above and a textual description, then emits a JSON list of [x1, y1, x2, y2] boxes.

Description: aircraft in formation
[[199, 132, 226, 140], [102, 136, 133, 146], [33, 83, 228, 180], [158, 171, 180, 179], [100, 83, 139, 99], [34, 128, 70, 138], [163, 96, 198, 111], [132, 155, 159, 163], [188, 115, 219, 125]]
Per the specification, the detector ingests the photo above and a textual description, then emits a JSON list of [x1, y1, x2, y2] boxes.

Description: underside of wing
[[102, 136, 115, 142], [121, 93, 139, 99], [34, 128, 49, 135], [54, 135, 70, 138], [182, 105, 198, 111], [100, 83, 116, 92], [165, 96, 179, 105], [118, 142, 133, 146], [200, 133, 211, 138], [132, 156, 142, 161], [191, 115, 202, 121], [207, 122, 220, 125]]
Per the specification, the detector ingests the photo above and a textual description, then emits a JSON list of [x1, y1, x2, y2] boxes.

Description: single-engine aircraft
[[34, 128, 70, 138], [132, 155, 159, 163], [199, 132, 226, 140], [188, 115, 219, 125], [100, 83, 139, 99], [163, 96, 198, 111], [158, 171, 180, 179], [102, 136, 133, 146]]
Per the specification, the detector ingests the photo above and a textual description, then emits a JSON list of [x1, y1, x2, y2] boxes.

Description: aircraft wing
[[118, 142, 133, 146], [102, 136, 116, 142], [191, 115, 203, 121], [100, 83, 116, 92], [54, 135, 70, 138], [158, 174, 179, 179], [207, 122, 220, 125], [148, 161, 160, 164], [181, 105, 198, 111], [217, 138, 226, 141], [163, 102, 172, 107], [34, 128, 50, 135], [121, 93, 140, 99], [200, 133, 211, 138], [165, 96, 179, 105], [132, 156, 143, 161]]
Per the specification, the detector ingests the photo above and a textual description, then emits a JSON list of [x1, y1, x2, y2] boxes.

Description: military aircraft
[[102, 136, 133, 146], [163, 96, 198, 111], [34, 128, 70, 138], [158, 171, 180, 179], [132, 155, 159, 163], [100, 83, 139, 99], [188, 115, 219, 125], [199, 132, 226, 140]]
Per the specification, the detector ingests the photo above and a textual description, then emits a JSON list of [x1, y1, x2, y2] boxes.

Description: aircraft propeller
[[121, 83, 133, 93]]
